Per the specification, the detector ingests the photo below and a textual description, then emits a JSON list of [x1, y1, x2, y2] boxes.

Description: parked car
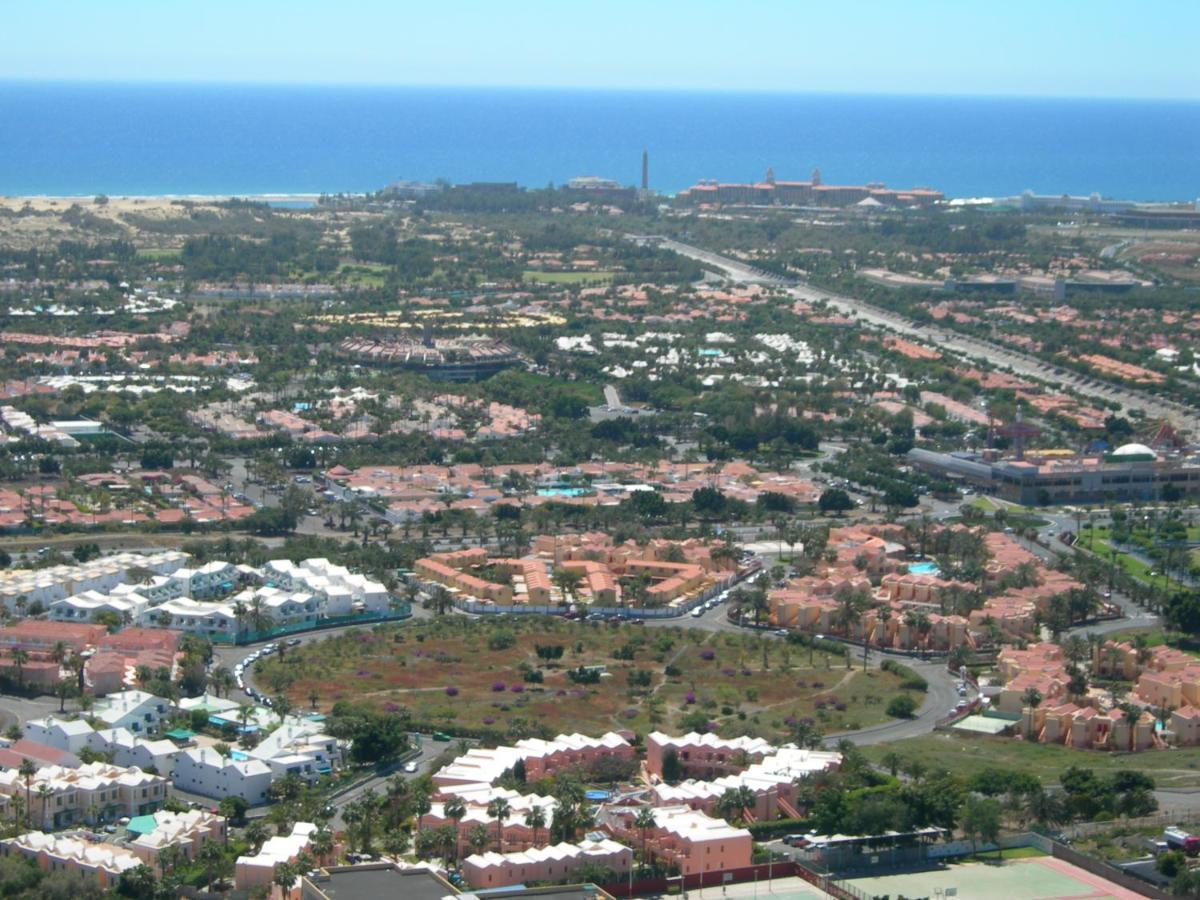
[[403, 761, 418, 773]]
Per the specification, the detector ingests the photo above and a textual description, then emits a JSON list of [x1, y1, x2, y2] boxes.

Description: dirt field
[[253, 617, 912, 741]]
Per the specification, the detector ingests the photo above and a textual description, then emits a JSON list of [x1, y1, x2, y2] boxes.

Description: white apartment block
[[92, 690, 171, 735], [247, 717, 345, 781], [25, 717, 176, 775], [49, 586, 151, 624], [173, 746, 273, 804], [140, 596, 239, 638], [167, 561, 239, 600], [0, 550, 188, 613]]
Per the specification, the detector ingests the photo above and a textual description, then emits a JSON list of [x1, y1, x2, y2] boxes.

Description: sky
[[4, 0, 1198, 99]]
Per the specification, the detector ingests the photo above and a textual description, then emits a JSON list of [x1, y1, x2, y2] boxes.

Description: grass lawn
[[864, 731, 1200, 787], [522, 270, 614, 285], [255, 618, 911, 741], [135, 248, 181, 260], [336, 263, 389, 287]]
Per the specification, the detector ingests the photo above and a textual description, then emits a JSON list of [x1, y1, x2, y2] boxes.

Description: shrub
[[664, 665, 682, 677], [886, 693, 918, 718], [699, 649, 716, 661], [492, 681, 506, 692], [444, 686, 459, 696], [881, 659, 928, 692]]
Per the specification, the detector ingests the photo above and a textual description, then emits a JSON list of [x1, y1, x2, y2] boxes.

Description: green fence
[[209, 603, 412, 645]]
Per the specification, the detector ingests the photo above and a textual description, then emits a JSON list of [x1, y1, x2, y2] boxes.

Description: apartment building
[[463, 838, 632, 889], [0, 762, 168, 828], [235, 822, 317, 892], [92, 690, 171, 736], [173, 746, 273, 804], [127, 809, 226, 865], [607, 804, 751, 877], [433, 732, 633, 788], [0, 832, 143, 888]]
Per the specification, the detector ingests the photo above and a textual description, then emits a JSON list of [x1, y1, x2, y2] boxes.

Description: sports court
[[703, 876, 830, 900], [842, 856, 1145, 900]]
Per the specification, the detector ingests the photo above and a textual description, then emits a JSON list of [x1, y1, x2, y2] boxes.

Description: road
[[327, 734, 443, 829], [651, 236, 1200, 434], [0, 694, 71, 733]]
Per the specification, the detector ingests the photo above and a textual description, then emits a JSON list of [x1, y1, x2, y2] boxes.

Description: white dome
[[1111, 443, 1157, 459]]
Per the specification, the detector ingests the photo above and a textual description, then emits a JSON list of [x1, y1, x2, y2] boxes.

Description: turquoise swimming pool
[[908, 561, 941, 576], [537, 487, 591, 497]]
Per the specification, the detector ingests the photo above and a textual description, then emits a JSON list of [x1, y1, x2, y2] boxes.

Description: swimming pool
[[537, 487, 591, 497], [908, 561, 941, 576]]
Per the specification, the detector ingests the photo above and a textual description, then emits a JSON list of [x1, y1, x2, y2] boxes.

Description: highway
[[651, 236, 1200, 434]]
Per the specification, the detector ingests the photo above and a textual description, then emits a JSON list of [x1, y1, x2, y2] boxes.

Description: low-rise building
[[0, 832, 143, 888], [463, 838, 632, 889], [0, 762, 168, 828], [127, 809, 226, 865], [173, 746, 273, 804], [235, 821, 317, 892]]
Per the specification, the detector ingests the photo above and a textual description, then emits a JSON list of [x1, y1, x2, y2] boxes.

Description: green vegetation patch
[[522, 270, 614, 284]]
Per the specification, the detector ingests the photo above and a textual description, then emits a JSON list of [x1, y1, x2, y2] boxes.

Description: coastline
[[1, 193, 323, 203]]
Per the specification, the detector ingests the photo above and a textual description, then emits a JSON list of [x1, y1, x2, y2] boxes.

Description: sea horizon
[[1, 81, 1197, 201]]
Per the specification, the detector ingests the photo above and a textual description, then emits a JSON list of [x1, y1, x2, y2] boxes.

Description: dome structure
[[1110, 443, 1158, 460]]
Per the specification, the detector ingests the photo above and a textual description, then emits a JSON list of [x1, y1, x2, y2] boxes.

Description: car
[[774, 629, 789, 637], [691, 608, 704, 618], [403, 761, 418, 773], [783, 834, 810, 848], [956, 699, 969, 709], [287, 638, 302, 647]]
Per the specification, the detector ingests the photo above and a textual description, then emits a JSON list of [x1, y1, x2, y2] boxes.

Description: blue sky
[[5, 0, 1198, 99]]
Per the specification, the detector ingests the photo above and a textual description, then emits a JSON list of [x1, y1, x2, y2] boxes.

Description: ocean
[[1, 82, 1197, 201]]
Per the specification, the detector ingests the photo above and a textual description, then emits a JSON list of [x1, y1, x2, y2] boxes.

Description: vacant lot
[[864, 731, 1200, 787], [254, 617, 911, 741], [522, 270, 614, 285]]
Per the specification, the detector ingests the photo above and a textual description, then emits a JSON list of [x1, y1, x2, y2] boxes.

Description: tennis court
[[842, 856, 1145, 900]]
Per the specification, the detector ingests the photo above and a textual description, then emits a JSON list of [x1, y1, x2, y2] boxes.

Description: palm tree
[[487, 797, 511, 852], [17, 759, 35, 825], [526, 804, 547, 848], [552, 569, 585, 607], [880, 751, 904, 777], [36, 784, 51, 830], [198, 840, 227, 891], [272, 861, 300, 896], [10, 648, 28, 687], [312, 829, 334, 867], [444, 796, 467, 860], [1022, 686, 1043, 740], [232, 601, 248, 637], [308, 687, 320, 710], [634, 806, 656, 864], [467, 824, 490, 857], [832, 588, 865, 639]]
